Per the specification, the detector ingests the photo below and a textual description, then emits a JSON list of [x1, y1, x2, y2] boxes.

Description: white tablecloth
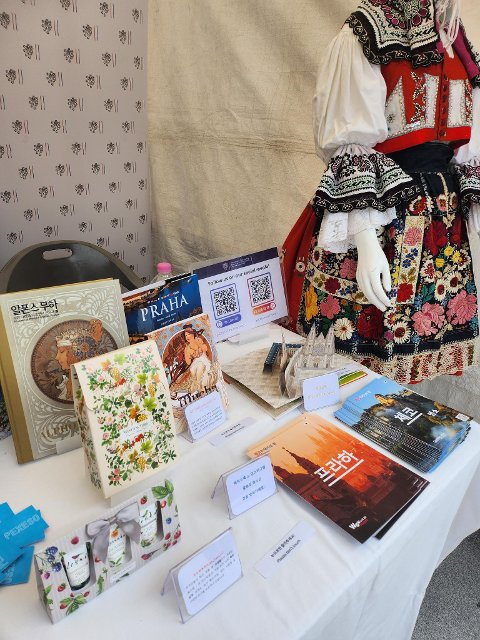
[[1, 324, 480, 640]]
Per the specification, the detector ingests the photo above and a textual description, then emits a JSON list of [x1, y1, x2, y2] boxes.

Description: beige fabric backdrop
[[148, 0, 480, 272], [148, 0, 352, 272], [148, 0, 480, 416]]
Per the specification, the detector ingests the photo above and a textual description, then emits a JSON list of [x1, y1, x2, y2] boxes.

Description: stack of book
[[335, 377, 471, 473]]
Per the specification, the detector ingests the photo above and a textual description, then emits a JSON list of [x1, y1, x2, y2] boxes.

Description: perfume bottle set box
[[34, 481, 180, 623]]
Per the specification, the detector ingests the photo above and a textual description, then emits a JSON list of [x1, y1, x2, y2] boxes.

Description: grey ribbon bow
[[86, 502, 141, 564]]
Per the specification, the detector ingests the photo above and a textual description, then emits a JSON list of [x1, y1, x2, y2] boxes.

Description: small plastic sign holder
[[182, 390, 227, 443], [302, 372, 340, 411], [161, 528, 243, 623], [211, 455, 278, 519]]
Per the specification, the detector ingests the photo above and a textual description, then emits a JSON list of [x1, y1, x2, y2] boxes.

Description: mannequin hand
[[355, 228, 392, 312]]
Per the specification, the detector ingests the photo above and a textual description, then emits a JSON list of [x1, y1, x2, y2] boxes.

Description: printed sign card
[[255, 521, 316, 579], [193, 248, 288, 342], [184, 391, 226, 442], [211, 456, 278, 518], [303, 372, 340, 411], [161, 529, 242, 623], [208, 417, 255, 447]]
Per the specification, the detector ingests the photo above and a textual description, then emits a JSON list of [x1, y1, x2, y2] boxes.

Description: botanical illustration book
[[335, 376, 471, 472], [248, 414, 429, 543], [72, 340, 177, 498], [146, 313, 229, 433], [0, 280, 129, 463]]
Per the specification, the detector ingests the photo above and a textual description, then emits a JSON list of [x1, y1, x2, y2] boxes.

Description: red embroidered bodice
[[376, 51, 473, 155]]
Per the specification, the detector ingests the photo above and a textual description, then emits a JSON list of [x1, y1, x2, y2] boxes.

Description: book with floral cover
[[72, 340, 177, 498]]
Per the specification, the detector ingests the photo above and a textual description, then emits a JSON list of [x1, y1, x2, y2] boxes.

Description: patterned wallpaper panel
[[0, 0, 151, 281]]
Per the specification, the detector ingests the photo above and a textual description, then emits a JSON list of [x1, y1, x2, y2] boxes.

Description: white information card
[[255, 521, 316, 579], [184, 391, 226, 442], [302, 372, 340, 411], [211, 456, 278, 518], [161, 529, 242, 622], [208, 417, 255, 447]]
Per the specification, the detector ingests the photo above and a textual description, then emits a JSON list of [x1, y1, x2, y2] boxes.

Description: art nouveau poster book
[[0, 280, 130, 463], [335, 377, 471, 472], [146, 313, 229, 433], [248, 414, 429, 543], [72, 340, 177, 498]]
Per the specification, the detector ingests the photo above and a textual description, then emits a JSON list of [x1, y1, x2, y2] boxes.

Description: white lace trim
[[316, 207, 397, 253], [468, 202, 480, 234]]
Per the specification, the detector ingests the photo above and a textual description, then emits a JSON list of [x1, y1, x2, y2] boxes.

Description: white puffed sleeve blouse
[[314, 25, 480, 253]]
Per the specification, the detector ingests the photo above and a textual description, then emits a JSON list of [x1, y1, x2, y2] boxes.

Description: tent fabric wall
[[148, 0, 480, 418], [147, 0, 347, 272], [148, 0, 480, 271]]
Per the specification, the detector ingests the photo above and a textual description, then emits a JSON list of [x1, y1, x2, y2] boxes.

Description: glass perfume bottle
[[63, 544, 90, 591], [139, 502, 158, 547], [107, 525, 127, 568]]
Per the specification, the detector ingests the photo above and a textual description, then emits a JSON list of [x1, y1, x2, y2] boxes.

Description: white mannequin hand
[[355, 228, 392, 312]]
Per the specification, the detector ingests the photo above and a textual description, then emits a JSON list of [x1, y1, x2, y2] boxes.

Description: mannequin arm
[[354, 228, 392, 311]]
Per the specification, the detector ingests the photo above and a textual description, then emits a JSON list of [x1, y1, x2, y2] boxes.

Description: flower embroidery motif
[[403, 226, 423, 246], [447, 291, 477, 326], [333, 317, 354, 340], [324, 277, 341, 295], [423, 220, 448, 257], [446, 271, 463, 294], [397, 282, 414, 303], [304, 284, 318, 322], [412, 303, 445, 337], [339, 257, 357, 280], [357, 305, 384, 340], [392, 321, 411, 344], [319, 295, 340, 320], [408, 196, 427, 215]]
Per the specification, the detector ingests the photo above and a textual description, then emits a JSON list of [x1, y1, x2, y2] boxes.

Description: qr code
[[248, 273, 273, 306], [212, 284, 240, 318]]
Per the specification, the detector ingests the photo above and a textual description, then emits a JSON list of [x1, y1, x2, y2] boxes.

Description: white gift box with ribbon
[[34, 480, 181, 624]]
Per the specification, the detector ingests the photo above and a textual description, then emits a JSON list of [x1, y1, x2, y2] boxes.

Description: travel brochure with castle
[[335, 377, 472, 473], [248, 414, 429, 543]]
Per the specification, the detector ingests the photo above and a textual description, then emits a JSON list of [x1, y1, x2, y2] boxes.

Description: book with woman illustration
[[146, 313, 228, 433]]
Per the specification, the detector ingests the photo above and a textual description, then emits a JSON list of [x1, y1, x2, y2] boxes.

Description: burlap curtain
[[148, 0, 480, 273], [148, 0, 480, 416], [147, 0, 351, 272]]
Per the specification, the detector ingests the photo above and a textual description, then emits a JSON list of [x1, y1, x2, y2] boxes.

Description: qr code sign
[[248, 273, 273, 306], [211, 284, 240, 319]]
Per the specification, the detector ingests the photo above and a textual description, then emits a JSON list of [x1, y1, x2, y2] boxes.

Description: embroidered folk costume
[[282, 0, 480, 384]]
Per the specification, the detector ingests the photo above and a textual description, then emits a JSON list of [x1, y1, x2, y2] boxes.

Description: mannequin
[[355, 0, 463, 313], [282, 0, 480, 384]]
